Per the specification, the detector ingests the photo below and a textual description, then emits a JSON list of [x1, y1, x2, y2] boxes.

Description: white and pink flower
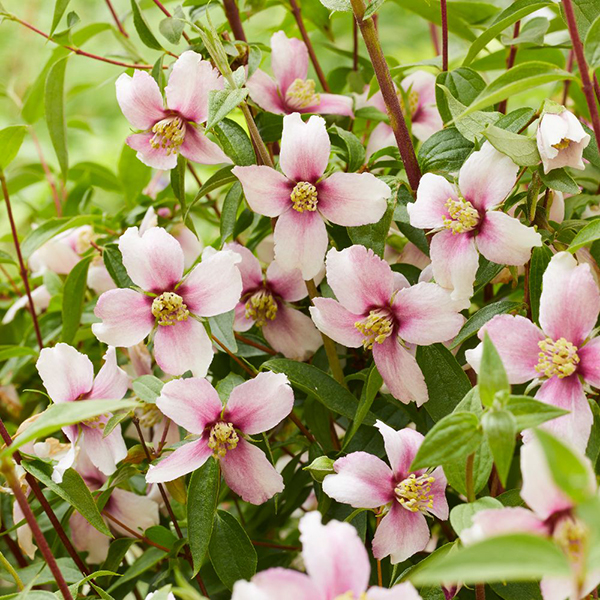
[[233, 113, 390, 280]]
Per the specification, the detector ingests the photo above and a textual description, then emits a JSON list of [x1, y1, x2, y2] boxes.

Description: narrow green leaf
[[506, 395, 569, 430], [0, 125, 27, 170], [103, 242, 134, 289], [348, 197, 395, 257], [0, 249, 16, 265], [0, 346, 38, 361], [482, 124, 540, 167], [45, 56, 69, 178], [186, 165, 236, 221], [130, 0, 164, 50], [585, 15, 600, 70], [208, 309, 238, 353], [329, 125, 366, 172], [118, 144, 152, 201], [220, 182, 244, 243], [539, 167, 580, 195], [482, 410, 517, 486], [206, 89, 249, 131], [108, 547, 164, 592], [569, 218, 600, 253], [478, 334, 510, 408], [62, 256, 92, 344], [50, 0, 71, 36]]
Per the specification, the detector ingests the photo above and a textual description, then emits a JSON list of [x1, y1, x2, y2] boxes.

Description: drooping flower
[[227, 243, 322, 360], [407, 142, 542, 301], [466, 251, 600, 453], [146, 372, 294, 505], [232, 511, 422, 600], [233, 113, 390, 280], [310, 245, 464, 404], [92, 227, 243, 377], [2, 285, 51, 325], [246, 31, 353, 117], [322, 422, 448, 564], [35, 344, 129, 476], [116, 51, 230, 170], [537, 109, 590, 174]]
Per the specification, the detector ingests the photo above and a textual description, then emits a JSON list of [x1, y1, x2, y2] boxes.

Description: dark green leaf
[[478, 334, 510, 408], [482, 410, 517, 485], [539, 167, 580, 195], [585, 15, 600, 70], [103, 242, 134, 289], [435, 67, 487, 123], [506, 395, 569, 430], [208, 309, 238, 353], [569, 218, 600, 253], [220, 182, 244, 243], [213, 119, 255, 166], [45, 56, 69, 178], [529, 244, 552, 324], [130, 0, 164, 50], [62, 256, 92, 344], [418, 127, 474, 173], [108, 547, 164, 591], [329, 125, 366, 172], [348, 197, 395, 257]]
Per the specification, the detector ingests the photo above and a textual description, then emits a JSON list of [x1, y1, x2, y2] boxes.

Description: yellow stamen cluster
[[208, 422, 239, 458], [355, 309, 394, 350], [84, 413, 109, 430], [138, 403, 163, 428], [395, 473, 435, 513], [535, 337, 580, 379], [552, 138, 572, 150], [554, 517, 587, 563], [151, 292, 189, 326], [291, 181, 318, 213], [75, 228, 95, 254], [150, 116, 186, 155], [334, 593, 368, 600], [398, 88, 420, 117], [285, 78, 320, 109], [245, 290, 278, 327], [442, 197, 479, 235]]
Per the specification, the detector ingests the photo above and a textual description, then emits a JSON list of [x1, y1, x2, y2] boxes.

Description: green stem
[[240, 103, 274, 167], [465, 452, 476, 503], [0, 548, 24, 590]]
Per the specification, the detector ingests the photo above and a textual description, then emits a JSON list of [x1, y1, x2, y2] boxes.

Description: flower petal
[[461, 507, 547, 545], [88, 347, 129, 401], [309, 297, 364, 348], [367, 583, 423, 600], [429, 466, 449, 520], [227, 242, 264, 292], [366, 122, 395, 159], [106, 488, 159, 537], [246, 69, 287, 115], [270, 31, 308, 94], [303, 93, 354, 117], [408, 173, 459, 229], [115, 71, 165, 130], [266, 261, 307, 302], [126, 132, 178, 170], [146, 438, 212, 483], [82, 425, 127, 476], [180, 125, 230, 165], [374, 421, 424, 480], [232, 568, 320, 600], [232, 165, 292, 217], [70, 511, 110, 564], [578, 337, 600, 387]]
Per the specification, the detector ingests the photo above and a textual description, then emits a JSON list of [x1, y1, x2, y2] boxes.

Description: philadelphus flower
[[408, 142, 542, 301], [310, 245, 464, 404], [537, 108, 590, 174], [146, 372, 294, 505], [116, 51, 230, 170], [466, 252, 600, 453], [92, 226, 243, 377], [228, 243, 322, 360], [232, 511, 422, 600], [323, 422, 448, 564], [35, 344, 129, 477], [233, 113, 391, 280], [246, 31, 353, 117]]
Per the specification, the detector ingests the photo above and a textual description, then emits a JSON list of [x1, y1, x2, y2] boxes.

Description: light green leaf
[[159, 12, 185, 45], [450, 496, 503, 535], [186, 165, 236, 221], [478, 334, 510, 408], [585, 14, 600, 69], [45, 56, 69, 179], [539, 167, 580, 195], [529, 244, 552, 324], [482, 410, 517, 486], [569, 218, 600, 253], [108, 547, 164, 592], [319, 0, 351, 12], [482, 124, 540, 167], [118, 144, 152, 201], [0, 346, 38, 361], [130, 0, 163, 50], [208, 309, 238, 353], [62, 256, 92, 344], [0, 126, 28, 170], [506, 395, 569, 430], [50, 0, 71, 36], [132, 375, 164, 404], [206, 89, 249, 131], [0, 249, 15, 265], [304, 455, 335, 482]]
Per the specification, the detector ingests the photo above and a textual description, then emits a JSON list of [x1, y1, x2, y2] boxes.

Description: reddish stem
[[353, 18, 359, 71], [429, 22, 440, 57], [151, 0, 192, 44], [222, 0, 247, 42], [105, 0, 129, 38], [498, 20, 520, 114], [102, 511, 170, 552], [233, 332, 277, 355], [252, 540, 300, 551], [288, 411, 316, 444], [1, 522, 28, 568], [440, 0, 448, 71]]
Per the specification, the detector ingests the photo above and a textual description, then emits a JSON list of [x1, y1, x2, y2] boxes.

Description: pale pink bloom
[[310, 245, 464, 404], [232, 511, 422, 600], [2, 285, 51, 324], [537, 110, 590, 174], [466, 252, 600, 453], [88, 256, 116, 295], [116, 51, 230, 170], [92, 227, 243, 377], [246, 31, 353, 117], [408, 143, 542, 301], [29, 226, 93, 276], [367, 71, 443, 158], [172, 222, 203, 270], [227, 243, 322, 360], [397, 241, 431, 270], [145, 592, 175, 600], [322, 422, 448, 563], [233, 113, 390, 279], [146, 372, 294, 505], [548, 190, 566, 223]]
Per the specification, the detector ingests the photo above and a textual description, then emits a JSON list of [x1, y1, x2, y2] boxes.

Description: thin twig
[[252, 540, 300, 551], [0, 264, 21, 296], [211, 334, 257, 377], [222, 0, 247, 42], [353, 18, 359, 70], [440, 0, 448, 71], [498, 20, 520, 114], [234, 332, 277, 355], [105, 0, 129, 38], [288, 411, 316, 444], [465, 452, 475, 502], [103, 511, 170, 552], [0, 522, 28, 568], [240, 103, 274, 167], [429, 22, 440, 57]]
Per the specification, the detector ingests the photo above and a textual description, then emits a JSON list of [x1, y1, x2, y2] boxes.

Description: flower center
[[150, 116, 186, 154], [554, 517, 587, 563], [535, 337, 580, 379], [285, 78, 320, 109], [75, 228, 94, 254], [334, 593, 368, 600], [83, 413, 109, 430], [355, 309, 394, 350], [395, 473, 435, 513], [208, 422, 239, 458], [151, 292, 189, 326], [138, 403, 163, 428], [245, 290, 278, 327], [552, 138, 572, 150], [291, 181, 318, 213], [442, 197, 479, 234], [398, 88, 419, 117]]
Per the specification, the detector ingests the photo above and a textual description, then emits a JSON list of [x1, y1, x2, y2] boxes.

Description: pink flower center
[[285, 78, 320, 109], [150, 116, 186, 155], [208, 422, 239, 458], [443, 197, 479, 234], [394, 473, 435, 513], [245, 290, 278, 326], [535, 337, 580, 379], [151, 292, 189, 326], [355, 309, 394, 350], [291, 181, 318, 213], [398, 88, 419, 118]]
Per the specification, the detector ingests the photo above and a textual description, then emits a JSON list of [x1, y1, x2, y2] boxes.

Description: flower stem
[[105, 0, 129, 38], [102, 511, 170, 552], [288, 411, 316, 444], [429, 22, 440, 57], [498, 21, 520, 114], [375, 514, 383, 586], [465, 452, 475, 502], [222, 0, 247, 42], [440, 0, 448, 71], [240, 103, 274, 168], [476, 584, 486, 600], [234, 332, 277, 355], [252, 539, 300, 551], [0, 547, 24, 590], [211, 333, 258, 377]]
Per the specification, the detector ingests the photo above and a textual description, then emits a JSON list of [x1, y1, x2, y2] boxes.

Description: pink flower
[[309, 245, 464, 404], [322, 422, 448, 564], [232, 511, 422, 600], [116, 51, 230, 170], [2, 285, 51, 325], [35, 344, 129, 476], [227, 243, 322, 360], [466, 252, 600, 452], [233, 113, 390, 279], [537, 109, 590, 174], [92, 227, 243, 377], [246, 31, 353, 117], [146, 372, 294, 505], [407, 142, 542, 300], [367, 71, 443, 158]]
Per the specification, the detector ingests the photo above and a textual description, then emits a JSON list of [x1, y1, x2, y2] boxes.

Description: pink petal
[[81, 425, 127, 476], [273, 207, 328, 280], [87, 347, 129, 401], [266, 261, 307, 302], [367, 583, 423, 600], [429, 466, 449, 520], [303, 93, 354, 117], [374, 421, 424, 480], [92, 289, 154, 347], [309, 298, 364, 348], [234, 301, 254, 332], [540, 576, 578, 600], [246, 69, 287, 115], [107, 488, 159, 538], [413, 106, 444, 142], [279, 113, 330, 183], [408, 173, 460, 229], [232, 568, 320, 600], [299, 511, 370, 598], [578, 337, 600, 387], [322, 451, 395, 508], [539, 251, 600, 347], [180, 125, 230, 165], [115, 71, 165, 130], [459, 143, 519, 211], [366, 122, 395, 159], [14, 503, 35, 560], [373, 337, 428, 406], [226, 242, 264, 292], [70, 511, 110, 564], [317, 172, 389, 226], [232, 165, 292, 217], [461, 507, 547, 545], [171, 223, 203, 270], [403, 71, 436, 104], [372, 503, 430, 563], [119, 226, 184, 293], [270, 31, 308, 94], [126, 132, 178, 170], [225, 371, 294, 435], [220, 438, 284, 504], [36, 343, 94, 403], [153, 318, 214, 377], [393, 282, 464, 345], [156, 377, 223, 434], [165, 51, 223, 123], [146, 438, 212, 483]]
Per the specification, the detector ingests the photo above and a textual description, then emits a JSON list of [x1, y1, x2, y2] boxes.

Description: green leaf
[[118, 144, 152, 201], [108, 547, 164, 592], [103, 411, 130, 438], [186, 165, 236, 220], [348, 197, 395, 257], [103, 243, 134, 289], [571, 0, 600, 38], [0, 346, 38, 361], [206, 89, 249, 131], [209, 510, 257, 589], [449, 496, 503, 535], [319, 0, 351, 12], [506, 395, 569, 430], [585, 15, 600, 70], [482, 410, 517, 486], [329, 125, 366, 172], [569, 218, 600, 253], [0, 125, 27, 170], [0, 249, 16, 265], [62, 256, 92, 344], [539, 167, 580, 195], [132, 375, 164, 403], [304, 455, 335, 482], [159, 11, 185, 44], [208, 309, 238, 353], [529, 244, 552, 323], [435, 68, 487, 124], [213, 119, 255, 166], [45, 56, 69, 179], [478, 334, 510, 408], [220, 182, 244, 243], [130, 0, 163, 50], [50, 0, 71, 36], [418, 127, 474, 173], [482, 125, 540, 167]]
